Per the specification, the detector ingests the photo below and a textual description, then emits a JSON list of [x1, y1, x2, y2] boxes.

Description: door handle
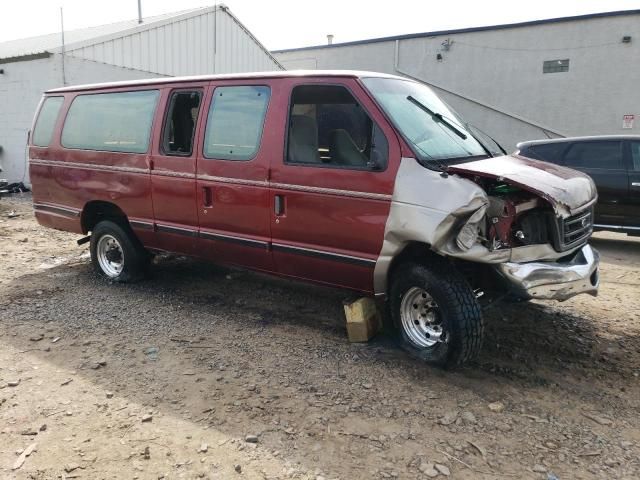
[[203, 186, 213, 207], [274, 194, 285, 216], [632, 182, 640, 188]]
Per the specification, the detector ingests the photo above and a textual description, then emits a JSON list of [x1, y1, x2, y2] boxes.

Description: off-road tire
[[90, 220, 149, 282], [389, 260, 484, 367]]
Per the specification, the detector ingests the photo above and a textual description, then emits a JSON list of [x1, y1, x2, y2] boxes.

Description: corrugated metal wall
[[65, 9, 281, 76]]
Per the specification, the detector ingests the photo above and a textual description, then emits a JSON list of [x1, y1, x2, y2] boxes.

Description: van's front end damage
[[375, 155, 600, 303], [496, 244, 599, 301], [364, 76, 600, 365]]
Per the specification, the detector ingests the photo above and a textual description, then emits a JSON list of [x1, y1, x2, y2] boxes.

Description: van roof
[[46, 70, 407, 94]]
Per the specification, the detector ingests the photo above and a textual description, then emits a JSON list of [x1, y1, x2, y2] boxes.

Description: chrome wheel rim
[[400, 287, 445, 348], [96, 234, 124, 278]]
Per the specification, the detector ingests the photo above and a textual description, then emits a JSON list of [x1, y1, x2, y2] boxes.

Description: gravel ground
[[1, 193, 640, 480]]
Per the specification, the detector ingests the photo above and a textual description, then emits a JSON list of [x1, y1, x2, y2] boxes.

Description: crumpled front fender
[[373, 158, 592, 296]]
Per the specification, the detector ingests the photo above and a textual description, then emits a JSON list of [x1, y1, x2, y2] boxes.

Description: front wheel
[[90, 220, 149, 282], [389, 260, 484, 367]]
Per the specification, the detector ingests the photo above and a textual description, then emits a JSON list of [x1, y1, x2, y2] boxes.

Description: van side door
[[269, 79, 400, 293], [195, 81, 276, 271], [626, 140, 640, 230], [562, 140, 628, 226], [148, 85, 206, 254]]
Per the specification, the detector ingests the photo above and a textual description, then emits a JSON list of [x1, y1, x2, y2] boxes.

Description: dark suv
[[517, 136, 640, 236]]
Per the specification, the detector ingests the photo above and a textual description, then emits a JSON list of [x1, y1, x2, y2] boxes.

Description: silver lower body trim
[[593, 223, 640, 232], [272, 243, 376, 267], [33, 203, 81, 218], [495, 244, 599, 302]]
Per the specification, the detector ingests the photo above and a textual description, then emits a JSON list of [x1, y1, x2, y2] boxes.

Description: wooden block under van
[[343, 297, 381, 343]]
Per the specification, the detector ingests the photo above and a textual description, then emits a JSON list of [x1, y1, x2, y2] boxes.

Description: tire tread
[[90, 220, 148, 283], [390, 258, 484, 366]]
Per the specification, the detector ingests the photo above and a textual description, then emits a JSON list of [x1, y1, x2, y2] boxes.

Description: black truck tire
[[90, 220, 148, 282], [389, 260, 484, 367]]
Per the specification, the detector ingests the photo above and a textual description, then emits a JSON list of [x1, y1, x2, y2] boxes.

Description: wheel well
[[386, 242, 494, 295], [81, 201, 128, 234], [387, 242, 439, 284]]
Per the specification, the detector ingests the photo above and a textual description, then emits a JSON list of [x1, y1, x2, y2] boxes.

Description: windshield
[[362, 77, 487, 164]]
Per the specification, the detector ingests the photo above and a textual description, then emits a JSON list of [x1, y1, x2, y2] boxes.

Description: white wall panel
[[275, 14, 640, 150], [64, 8, 280, 76], [0, 55, 163, 183]]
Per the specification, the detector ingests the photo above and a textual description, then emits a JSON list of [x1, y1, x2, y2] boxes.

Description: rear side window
[[631, 142, 640, 171], [62, 90, 159, 153], [564, 141, 623, 170], [32, 97, 64, 147], [203, 86, 270, 161], [286, 84, 388, 170], [523, 142, 567, 163]]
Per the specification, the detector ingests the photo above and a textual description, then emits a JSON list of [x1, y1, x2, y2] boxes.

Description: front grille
[[552, 207, 594, 251]]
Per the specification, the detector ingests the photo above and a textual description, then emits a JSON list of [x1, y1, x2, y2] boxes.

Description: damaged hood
[[447, 154, 597, 217]]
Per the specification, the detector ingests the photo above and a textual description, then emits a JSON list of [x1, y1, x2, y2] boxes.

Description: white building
[[274, 10, 640, 152], [0, 5, 282, 183]]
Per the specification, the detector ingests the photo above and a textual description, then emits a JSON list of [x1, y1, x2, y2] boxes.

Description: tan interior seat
[[288, 115, 320, 164], [328, 129, 368, 167]]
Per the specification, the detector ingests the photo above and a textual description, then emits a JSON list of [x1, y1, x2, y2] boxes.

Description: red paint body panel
[[148, 83, 206, 255], [28, 74, 402, 294], [268, 78, 399, 292], [195, 79, 277, 271]]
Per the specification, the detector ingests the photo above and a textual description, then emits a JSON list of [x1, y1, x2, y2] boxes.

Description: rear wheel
[[90, 220, 148, 282], [389, 260, 484, 367]]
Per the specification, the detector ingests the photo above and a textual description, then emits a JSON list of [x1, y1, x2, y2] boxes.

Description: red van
[[29, 71, 599, 366]]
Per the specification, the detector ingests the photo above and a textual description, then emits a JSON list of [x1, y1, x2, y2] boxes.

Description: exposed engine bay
[[480, 179, 552, 251], [452, 171, 595, 257]]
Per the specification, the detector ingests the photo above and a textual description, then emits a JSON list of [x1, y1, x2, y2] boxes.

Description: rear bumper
[[495, 244, 599, 301]]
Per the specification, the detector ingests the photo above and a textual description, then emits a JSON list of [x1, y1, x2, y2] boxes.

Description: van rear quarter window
[[32, 96, 64, 147], [61, 90, 159, 154], [203, 85, 271, 161]]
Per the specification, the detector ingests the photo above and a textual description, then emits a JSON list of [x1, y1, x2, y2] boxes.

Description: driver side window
[[286, 84, 388, 170]]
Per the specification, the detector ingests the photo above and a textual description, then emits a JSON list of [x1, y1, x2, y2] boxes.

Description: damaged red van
[[29, 71, 599, 366]]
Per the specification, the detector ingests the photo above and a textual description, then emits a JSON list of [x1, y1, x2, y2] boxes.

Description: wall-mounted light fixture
[[622, 35, 632, 43]]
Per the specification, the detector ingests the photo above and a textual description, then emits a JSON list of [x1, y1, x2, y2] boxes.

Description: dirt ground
[[1, 193, 639, 480]]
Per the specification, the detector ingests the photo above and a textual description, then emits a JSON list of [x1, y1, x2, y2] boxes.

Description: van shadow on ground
[[2, 254, 637, 397]]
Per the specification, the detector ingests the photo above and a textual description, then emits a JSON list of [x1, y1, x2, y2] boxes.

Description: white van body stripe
[[270, 182, 391, 201], [30, 158, 149, 175]]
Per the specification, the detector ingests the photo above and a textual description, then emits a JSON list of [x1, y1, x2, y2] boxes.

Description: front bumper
[[495, 244, 599, 301]]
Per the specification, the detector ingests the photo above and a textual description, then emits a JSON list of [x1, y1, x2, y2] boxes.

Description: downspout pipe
[[60, 7, 66, 86]]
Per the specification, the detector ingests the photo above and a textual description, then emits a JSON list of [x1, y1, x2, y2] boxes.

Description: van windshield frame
[[361, 77, 487, 166]]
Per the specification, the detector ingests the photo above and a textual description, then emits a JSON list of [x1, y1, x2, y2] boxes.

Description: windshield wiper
[[466, 123, 507, 157], [406, 95, 467, 140]]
